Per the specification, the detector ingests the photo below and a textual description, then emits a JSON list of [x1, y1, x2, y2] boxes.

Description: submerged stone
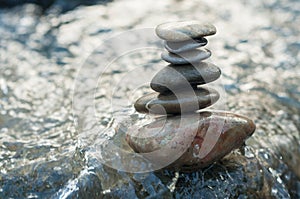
[[156, 21, 216, 42], [151, 62, 221, 93], [134, 88, 219, 115], [126, 111, 256, 172]]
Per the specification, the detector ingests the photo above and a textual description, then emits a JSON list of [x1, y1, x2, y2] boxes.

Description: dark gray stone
[[134, 87, 219, 114], [156, 21, 216, 42], [161, 49, 211, 65], [151, 62, 221, 93], [165, 37, 208, 53]]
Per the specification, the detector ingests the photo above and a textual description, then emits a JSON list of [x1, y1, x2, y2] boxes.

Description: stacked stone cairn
[[134, 21, 220, 115], [126, 21, 256, 172]]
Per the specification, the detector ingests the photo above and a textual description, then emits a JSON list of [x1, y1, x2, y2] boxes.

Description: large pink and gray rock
[[126, 111, 256, 172], [151, 62, 221, 93], [156, 21, 216, 42], [134, 87, 219, 115]]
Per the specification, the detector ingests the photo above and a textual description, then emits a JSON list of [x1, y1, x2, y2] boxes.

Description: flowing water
[[0, 0, 299, 198]]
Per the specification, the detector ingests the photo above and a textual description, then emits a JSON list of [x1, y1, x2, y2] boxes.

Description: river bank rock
[[126, 111, 256, 172]]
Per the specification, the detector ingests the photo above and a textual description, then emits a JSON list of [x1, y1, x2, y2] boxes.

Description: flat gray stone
[[126, 111, 256, 172], [156, 21, 216, 42], [165, 37, 208, 53], [134, 87, 219, 115], [151, 62, 221, 93], [161, 49, 211, 65]]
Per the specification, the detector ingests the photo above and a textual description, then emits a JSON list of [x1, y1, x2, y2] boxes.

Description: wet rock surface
[[126, 111, 256, 172], [0, 0, 299, 198]]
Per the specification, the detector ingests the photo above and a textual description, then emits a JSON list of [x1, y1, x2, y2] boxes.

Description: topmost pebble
[[155, 20, 216, 42]]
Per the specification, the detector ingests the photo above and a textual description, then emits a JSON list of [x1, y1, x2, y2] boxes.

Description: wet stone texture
[[126, 112, 256, 172], [0, 0, 299, 198]]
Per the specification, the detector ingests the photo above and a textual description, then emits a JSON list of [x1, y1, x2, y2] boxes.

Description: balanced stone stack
[[134, 21, 220, 115], [127, 21, 256, 172]]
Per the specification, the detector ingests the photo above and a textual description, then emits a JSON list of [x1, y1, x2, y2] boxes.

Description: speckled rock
[[126, 111, 256, 172], [134, 87, 219, 114], [151, 62, 221, 93], [161, 49, 211, 65], [164, 37, 208, 53], [156, 21, 216, 42]]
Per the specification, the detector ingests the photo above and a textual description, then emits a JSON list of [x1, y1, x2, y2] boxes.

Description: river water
[[0, 0, 299, 198]]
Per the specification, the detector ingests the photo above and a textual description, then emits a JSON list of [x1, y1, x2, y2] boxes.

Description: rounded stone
[[165, 37, 208, 53], [134, 87, 219, 115], [156, 21, 216, 42], [126, 111, 256, 172], [151, 62, 221, 93], [161, 49, 211, 65]]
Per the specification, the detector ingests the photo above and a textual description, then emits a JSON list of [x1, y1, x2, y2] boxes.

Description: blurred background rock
[[0, 0, 112, 12]]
